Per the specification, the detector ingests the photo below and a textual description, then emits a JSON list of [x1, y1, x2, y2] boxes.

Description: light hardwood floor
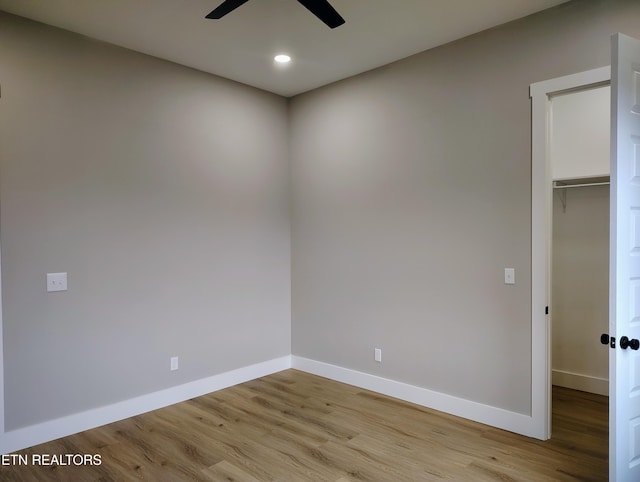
[[1, 370, 607, 481]]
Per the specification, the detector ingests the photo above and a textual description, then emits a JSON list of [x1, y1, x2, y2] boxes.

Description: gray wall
[[0, 12, 291, 430], [290, 0, 640, 415]]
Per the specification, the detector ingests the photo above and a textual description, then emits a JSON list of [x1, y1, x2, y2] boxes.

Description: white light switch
[[374, 348, 382, 363], [46, 272, 68, 292], [504, 268, 515, 285]]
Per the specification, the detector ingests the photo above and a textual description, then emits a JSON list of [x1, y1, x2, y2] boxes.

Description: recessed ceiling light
[[274, 54, 291, 64]]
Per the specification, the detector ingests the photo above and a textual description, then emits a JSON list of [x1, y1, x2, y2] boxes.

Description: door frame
[[529, 66, 611, 439]]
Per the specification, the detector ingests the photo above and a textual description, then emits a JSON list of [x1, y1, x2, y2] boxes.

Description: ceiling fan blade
[[205, 0, 250, 19], [296, 0, 345, 29]]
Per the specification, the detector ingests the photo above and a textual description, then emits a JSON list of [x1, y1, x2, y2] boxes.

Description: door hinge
[[545, 306, 549, 315]]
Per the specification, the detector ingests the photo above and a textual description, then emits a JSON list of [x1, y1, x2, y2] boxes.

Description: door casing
[[530, 66, 611, 439]]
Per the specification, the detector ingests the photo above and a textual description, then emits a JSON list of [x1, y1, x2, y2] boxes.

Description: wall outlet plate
[[374, 348, 382, 362], [46, 272, 68, 292], [504, 268, 515, 285]]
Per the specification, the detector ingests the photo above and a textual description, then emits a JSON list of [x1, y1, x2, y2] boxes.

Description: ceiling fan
[[205, 0, 346, 29]]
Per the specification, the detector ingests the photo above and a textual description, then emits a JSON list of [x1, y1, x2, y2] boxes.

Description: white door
[[610, 32, 640, 482]]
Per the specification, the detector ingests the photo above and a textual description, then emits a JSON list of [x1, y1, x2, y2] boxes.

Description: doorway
[[532, 35, 640, 481], [530, 66, 611, 440]]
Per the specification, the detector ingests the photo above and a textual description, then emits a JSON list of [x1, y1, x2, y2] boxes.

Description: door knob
[[620, 336, 640, 350]]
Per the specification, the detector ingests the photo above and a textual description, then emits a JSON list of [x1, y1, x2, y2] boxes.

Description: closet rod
[[553, 181, 610, 189]]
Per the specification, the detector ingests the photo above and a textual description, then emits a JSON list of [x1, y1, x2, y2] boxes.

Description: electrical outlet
[[170, 356, 179, 371], [374, 348, 382, 363], [504, 268, 515, 285]]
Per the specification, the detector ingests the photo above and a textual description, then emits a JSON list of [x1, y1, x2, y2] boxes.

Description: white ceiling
[[0, 0, 569, 97]]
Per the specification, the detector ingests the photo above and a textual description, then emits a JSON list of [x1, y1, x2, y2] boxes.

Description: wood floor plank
[[200, 460, 261, 482], [0, 371, 608, 481]]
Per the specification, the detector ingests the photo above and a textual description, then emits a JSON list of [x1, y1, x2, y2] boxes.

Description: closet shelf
[[553, 176, 609, 212], [553, 175, 610, 189]]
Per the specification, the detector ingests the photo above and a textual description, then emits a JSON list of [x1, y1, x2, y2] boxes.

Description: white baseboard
[[1, 354, 547, 454], [0, 355, 291, 455], [552, 369, 608, 396], [291, 356, 541, 439]]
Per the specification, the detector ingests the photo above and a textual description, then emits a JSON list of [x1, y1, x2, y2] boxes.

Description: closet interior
[[550, 83, 610, 397]]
